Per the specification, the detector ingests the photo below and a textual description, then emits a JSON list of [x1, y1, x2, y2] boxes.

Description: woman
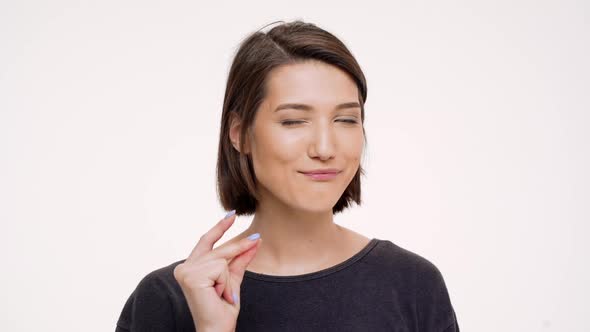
[[116, 20, 459, 332]]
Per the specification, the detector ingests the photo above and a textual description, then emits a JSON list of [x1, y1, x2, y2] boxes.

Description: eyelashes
[[281, 119, 359, 126]]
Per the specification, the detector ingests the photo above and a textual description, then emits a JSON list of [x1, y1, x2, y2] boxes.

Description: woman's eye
[[281, 120, 305, 126], [281, 119, 359, 126], [338, 119, 358, 124]]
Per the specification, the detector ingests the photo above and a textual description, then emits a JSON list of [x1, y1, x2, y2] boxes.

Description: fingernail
[[233, 292, 239, 305], [224, 210, 236, 219], [247, 233, 260, 241]]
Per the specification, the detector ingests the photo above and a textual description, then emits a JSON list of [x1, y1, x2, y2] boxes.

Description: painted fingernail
[[247, 233, 260, 241], [233, 292, 239, 305], [224, 210, 236, 219]]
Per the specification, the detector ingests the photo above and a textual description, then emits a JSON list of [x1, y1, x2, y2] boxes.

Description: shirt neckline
[[243, 238, 380, 282]]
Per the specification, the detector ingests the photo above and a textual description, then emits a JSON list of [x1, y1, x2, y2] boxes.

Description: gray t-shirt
[[116, 238, 460, 331]]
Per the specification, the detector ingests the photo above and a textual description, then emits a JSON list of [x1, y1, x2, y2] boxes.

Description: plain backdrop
[[1, 0, 588, 331]]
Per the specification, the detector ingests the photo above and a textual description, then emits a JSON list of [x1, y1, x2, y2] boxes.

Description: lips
[[299, 169, 341, 175], [299, 169, 341, 181]]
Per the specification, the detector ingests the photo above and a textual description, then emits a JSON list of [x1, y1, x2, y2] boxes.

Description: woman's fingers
[[222, 240, 261, 305], [207, 234, 261, 261], [228, 239, 261, 284], [221, 268, 235, 305], [214, 278, 224, 298], [187, 211, 236, 262], [177, 210, 261, 308]]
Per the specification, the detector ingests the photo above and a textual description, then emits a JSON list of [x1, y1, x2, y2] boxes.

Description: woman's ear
[[228, 113, 251, 154]]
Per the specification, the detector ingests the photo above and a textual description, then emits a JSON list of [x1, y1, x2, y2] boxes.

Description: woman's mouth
[[298, 169, 342, 181]]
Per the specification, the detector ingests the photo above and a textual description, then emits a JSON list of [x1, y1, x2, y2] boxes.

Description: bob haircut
[[216, 20, 368, 216]]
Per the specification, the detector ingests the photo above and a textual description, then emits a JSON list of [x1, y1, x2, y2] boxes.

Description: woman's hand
[[173, 211, 261, 332]]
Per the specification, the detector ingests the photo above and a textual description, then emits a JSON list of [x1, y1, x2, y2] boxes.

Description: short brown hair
[[215, 20, 368, 216]]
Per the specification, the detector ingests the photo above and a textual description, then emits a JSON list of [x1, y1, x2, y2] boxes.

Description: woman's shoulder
[[134, 258, 186, 292], [371, 238, 459, 330], [344, 227, 444, 279], [370, 238, 450, 286], [116, 259, 188, 330], [372, 238, 441, 269]]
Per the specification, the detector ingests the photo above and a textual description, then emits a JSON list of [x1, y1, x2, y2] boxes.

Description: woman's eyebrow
[[274, 102, 361, 112]]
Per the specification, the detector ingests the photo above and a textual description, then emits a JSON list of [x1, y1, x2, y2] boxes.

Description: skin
[[227, 60, 371, 276]]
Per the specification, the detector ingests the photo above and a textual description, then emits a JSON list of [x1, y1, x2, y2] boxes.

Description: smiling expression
[[242, 60, 365, 213]]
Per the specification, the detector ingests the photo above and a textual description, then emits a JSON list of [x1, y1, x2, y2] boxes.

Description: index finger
[[186, 210, 236, 262]]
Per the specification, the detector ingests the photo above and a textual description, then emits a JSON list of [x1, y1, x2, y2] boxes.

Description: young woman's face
[[247, 60, 364, 213]]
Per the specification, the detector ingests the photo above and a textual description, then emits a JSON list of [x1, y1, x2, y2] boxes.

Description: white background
[[1, 1, 588, 331]]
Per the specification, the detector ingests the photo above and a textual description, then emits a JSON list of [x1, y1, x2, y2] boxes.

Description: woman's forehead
[[264, 62, 359, 108]]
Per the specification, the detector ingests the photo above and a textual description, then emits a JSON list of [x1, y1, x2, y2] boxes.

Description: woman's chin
[[289, 199, 339, 214]]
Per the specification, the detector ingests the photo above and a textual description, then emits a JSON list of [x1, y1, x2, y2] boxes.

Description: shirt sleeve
[[413, 257, 459, 332], [115, 272, 177, 331]]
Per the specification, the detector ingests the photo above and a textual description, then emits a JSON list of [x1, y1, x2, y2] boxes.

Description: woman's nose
[[307, 120, 336, 161]]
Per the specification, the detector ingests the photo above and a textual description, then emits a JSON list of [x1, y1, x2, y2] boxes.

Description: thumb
[[228, 239, 261, 284]]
